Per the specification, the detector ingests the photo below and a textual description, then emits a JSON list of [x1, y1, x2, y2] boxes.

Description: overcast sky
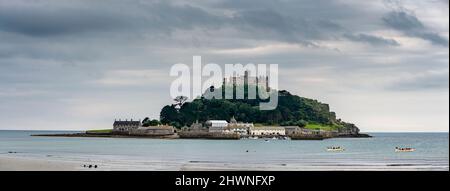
[[0, 0, 448, 132]]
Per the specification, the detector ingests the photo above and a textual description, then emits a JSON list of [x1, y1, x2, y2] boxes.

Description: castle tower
[[230, 116, 237, 124]]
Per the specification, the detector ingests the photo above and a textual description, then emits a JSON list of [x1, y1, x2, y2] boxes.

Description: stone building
[[284, 126, 302, 136], [223, 70, 270, 90], [113, 119, 141, 133], [226, 116, 253, 135], [182, 120, 208, 132], [113, 119, 174, 136]]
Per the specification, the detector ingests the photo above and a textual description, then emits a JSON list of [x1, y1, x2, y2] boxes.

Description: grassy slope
[[86, 129, 113, 133], [255, 123, 342, 131], [304, 124, 342, 131]]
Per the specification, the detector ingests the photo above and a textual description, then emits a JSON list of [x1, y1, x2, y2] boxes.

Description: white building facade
[[249, 126, 286, 136], [226, 116, 253, 135], [206, 120, 229, 133]]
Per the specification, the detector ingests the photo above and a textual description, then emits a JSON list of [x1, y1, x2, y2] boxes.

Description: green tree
[[142, 118, 161, 127], [160, 105, 179, 124], [296, 119, 308, 127], [170, 121, 182, 129], [149, 119, 161, 126], [142, 117, 150, 127]]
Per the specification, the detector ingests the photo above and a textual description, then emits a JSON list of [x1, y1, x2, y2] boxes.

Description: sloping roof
[[113, 120, 141, 126], [249, 126, 285, 130], [138, 125, 174, 130], [207, 120, 228, 124]]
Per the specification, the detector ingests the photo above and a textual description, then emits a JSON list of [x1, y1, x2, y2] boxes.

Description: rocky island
[[34, 84, 370, 140]]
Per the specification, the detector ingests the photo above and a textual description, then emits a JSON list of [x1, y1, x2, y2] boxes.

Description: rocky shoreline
[[31, 133, 179, 139], [178, 131, 240, 139], [32, 132, 371, 140], [336, 133, 372, 138]]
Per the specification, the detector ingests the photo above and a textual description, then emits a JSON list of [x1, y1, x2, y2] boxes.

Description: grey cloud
[[387, 71, 449, 91], [440, 0, 449, 4], [383, 11, 448, 46], [217, 0, 357, 45], [0, 1, 223, 37], [344, 33, 400, 46], [416, 32, 449, 47], [0, 0, 350, 47], [0, 5, 134, 36], [0, 0, 406, 48], [129, 2, 226, 35], [383, 11, 424, 30], [230, 9, 319, 46]]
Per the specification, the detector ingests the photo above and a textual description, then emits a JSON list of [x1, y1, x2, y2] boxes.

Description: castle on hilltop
[[222, 71, 270, 91]]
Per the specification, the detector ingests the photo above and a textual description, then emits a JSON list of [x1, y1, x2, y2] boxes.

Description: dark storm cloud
[[0, 5, 132, 36], [0, 1, 319, 45], [383, 11, 448, 46], [0, 0, 393, 47], [343, 33, 400, 46], [0, 1, 224, 37]]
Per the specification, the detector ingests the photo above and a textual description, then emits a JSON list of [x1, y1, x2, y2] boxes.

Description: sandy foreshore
[[0, 156, 82, 171], [1, 155, 447, 171]]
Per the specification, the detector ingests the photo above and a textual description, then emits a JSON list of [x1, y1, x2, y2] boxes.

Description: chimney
[[244, 71, 248, 85]]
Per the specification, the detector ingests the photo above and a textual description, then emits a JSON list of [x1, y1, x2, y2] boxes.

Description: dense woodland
[[159, 85, 354, 129]]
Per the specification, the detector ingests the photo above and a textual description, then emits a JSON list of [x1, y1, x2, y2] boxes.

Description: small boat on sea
[[272, 137, 277, 140], [326, 146, 345, 152], [395, 147, 416, 152]]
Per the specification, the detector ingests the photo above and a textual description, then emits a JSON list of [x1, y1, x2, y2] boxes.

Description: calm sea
[[0, 130, 448, 170]]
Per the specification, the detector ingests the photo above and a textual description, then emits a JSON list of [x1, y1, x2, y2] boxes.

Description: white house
[[206, 120, 229, 133], [227, 126, 248, 135], [249, 126, 286, 136], [227, 116, 253, 135]]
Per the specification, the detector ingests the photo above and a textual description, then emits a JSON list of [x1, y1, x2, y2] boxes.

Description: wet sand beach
[[1, 155, 447, 171], [0, 156, 80, 171]]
